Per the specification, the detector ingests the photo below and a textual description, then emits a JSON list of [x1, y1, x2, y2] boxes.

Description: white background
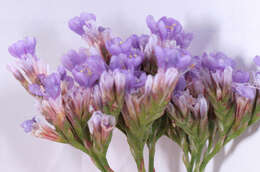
[[1, 0, 260, 172]]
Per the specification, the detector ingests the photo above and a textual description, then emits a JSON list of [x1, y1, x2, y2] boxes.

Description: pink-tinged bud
[[145, 75, 153, 95], [223, 66, 233, 94], [7, 65, 29, 89], [25, 116, 65, 143], [92, 85, 103, 110], [39, 99, 65, 127], [235, 95, 252, 121], [88, 111, 116, 144], [165, 68, 179, 93], [113, 70, 126, 104], [100, 71, 115, 102], [144, 35, 158, 57], [198, 96, 208, 118]]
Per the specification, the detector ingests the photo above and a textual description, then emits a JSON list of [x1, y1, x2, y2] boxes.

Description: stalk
[[148, 142, 156, 172]]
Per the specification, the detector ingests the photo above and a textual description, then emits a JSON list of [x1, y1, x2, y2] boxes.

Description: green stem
[[148, 143, 156, 172], [187, 154, 196, 172], [199, 138, 224, 172]]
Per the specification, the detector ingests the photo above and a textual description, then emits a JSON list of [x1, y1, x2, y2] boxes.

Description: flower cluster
[[8, 13, 260, 172]]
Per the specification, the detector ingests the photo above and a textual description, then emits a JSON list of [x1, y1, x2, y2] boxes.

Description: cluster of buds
[[8, 12, 260, 172]]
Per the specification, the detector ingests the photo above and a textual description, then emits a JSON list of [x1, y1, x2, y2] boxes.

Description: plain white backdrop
[[1, 0, 260, 171]]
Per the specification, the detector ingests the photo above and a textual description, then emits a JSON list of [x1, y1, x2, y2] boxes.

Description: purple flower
[[176, 32, 193, 49], [29, 84, 44, 96], [63, 76, 74, 89], [232, 70, 250, 83], [8, 37, 36, 59], [234, 85, 255, 100], [117, 70, 147, 92], [175, 76, 186, 92], [202, 52, 236, 71], [105, 37, 132, 55], [72, 56, 106, 87], [154, 46, 192, 70], [68, 13, 96, 36], [57, 65, 67, 80], [41, 73, 61, 99], [146, 15, 183, 40], [61, 49, 87, 71], [21, 117, 37, 133], [253, 55, 260, 66]]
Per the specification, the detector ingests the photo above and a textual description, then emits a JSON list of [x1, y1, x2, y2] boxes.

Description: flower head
[[8, 37, 36, 59], [21, 117, 37, 133]]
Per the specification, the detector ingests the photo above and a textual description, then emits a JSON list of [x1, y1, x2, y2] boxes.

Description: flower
[[232, 70, 250, 83], [61, 49, 87, 71], [68, 13, 96, 36], [202, 52, 235, 71], [8, 37, 36, 59], [253, 55, 260, 66], [234, 85, 255, 100], [146, 15, 182, 40], [71, 55, 106, 88], [21, 117, 37, 133], [154, 46, 192, 71]]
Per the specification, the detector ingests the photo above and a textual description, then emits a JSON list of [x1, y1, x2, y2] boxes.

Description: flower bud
[[88, 111, 116, 144]]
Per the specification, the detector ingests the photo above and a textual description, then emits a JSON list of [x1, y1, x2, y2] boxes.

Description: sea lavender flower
[[69, 13, 96, 36], [232, 70, 250, 83], [201, 52, 236, 71], [154, 46, 192, 71], [28, 73, 61, 99], [61, 49, 87, 71], [21, 117, 37, 133], [253, 55, 260, 66], [69, 13, 111, 46], [175, 32, 193, 49], [234, 85, 255, 100], [146, 15, 182, 40], [8, 37, 37, 59], [71, 55, 106, 88]]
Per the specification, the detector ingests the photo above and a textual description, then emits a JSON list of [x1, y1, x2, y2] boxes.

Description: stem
[[92, 153, 112, 171], [199, 138, 224, 172], [148, 143, 156, 172], [133, 149, 146, 172]]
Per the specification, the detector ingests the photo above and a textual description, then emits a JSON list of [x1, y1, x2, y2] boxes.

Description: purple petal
[[253, 56, 260, 66], [232, 70, 250, 83]]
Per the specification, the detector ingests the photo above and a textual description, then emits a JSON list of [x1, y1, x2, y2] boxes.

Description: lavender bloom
[[175, 32, 193, 49], [154, 46, 192, 71], [146, 15, 182, 40], [175, 76, 186, 92], [202, 52, 236, 71], [68, 13, 96, 36], [72, 56, 106, 87], [41, 73, 61, 99], [61, 49, 87, 71], [57, 65, 67, 80], [253, 55, 260, 66], [234, 85, 255, 100], [120, 70, 147, 91], [21, 117, 37, 133], [105, 37, 132, 55], [232, 70, 250, 83], [8, 37, 36, 59], [29, 84, 44, 96]]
